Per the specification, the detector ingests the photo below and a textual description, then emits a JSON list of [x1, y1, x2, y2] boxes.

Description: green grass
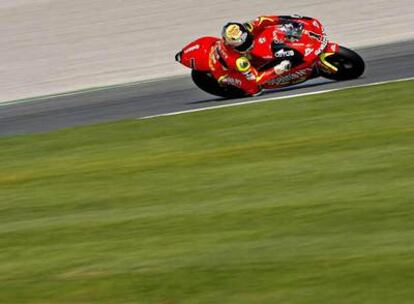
[[0, 80, 413, 303]]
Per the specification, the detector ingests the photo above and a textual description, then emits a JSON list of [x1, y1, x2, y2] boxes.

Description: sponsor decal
[[313, 20, 320, 28], [275, 49, 295, 58], [305, 48, 314, 56], [184, 44, 200, 54], [210, 49, 217, 64], [209, 48, 217, 70], [314, 30, 328, 55], [309, 31, 321, 40], [243, 71, 256, 81], [190, 58, 196, 69], [272, 30, 283, 43], [218, 43, 229, 59], [258, 37, 266, 44], [330, 44, 337, 52], [224, 77, 242, 87], [267, 68, 312, 85], [257, 16, 275, 25]]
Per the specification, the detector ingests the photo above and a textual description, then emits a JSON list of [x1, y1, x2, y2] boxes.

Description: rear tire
[[319, 46, 365, 81], [191, 70, 247, 98]]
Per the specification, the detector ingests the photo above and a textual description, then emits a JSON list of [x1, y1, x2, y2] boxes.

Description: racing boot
[[274, 60, 292, 75]]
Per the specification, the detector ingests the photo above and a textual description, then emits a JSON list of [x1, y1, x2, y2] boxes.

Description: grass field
[[0, 80, 413, 303]]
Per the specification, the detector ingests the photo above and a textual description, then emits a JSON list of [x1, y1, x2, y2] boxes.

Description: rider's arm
[[279, 49, 319, 76], [256, 63, 291, 85], [244, 15, 280, 35], [231, 56, 283, 87], [232, 56, 260, 82], [257, 50, 318, 85]]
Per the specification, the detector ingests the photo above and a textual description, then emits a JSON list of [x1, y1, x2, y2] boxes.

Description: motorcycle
[[175, 16, 365, 98]]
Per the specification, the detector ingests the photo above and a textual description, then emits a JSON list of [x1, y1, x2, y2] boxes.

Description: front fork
[[317, 42, 340, 74]]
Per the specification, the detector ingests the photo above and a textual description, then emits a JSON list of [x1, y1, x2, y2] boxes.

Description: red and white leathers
[[209, 15, 320, 95]]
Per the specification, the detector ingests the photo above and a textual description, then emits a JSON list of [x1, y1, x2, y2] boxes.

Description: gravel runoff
[[1, 0, 413, 102]]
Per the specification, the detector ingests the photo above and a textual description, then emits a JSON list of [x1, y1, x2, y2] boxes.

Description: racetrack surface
[[0, 40, 413, 137]]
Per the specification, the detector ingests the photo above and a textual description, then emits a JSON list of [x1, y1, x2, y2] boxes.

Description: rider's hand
[[218, 75, 228, 86], [274, 60, 292, 75]]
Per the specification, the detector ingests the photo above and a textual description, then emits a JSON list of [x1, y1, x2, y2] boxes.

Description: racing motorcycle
[[175, 16, 365, 98]]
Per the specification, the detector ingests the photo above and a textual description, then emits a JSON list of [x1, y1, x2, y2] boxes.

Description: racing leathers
[[209, 15, 320, 95]]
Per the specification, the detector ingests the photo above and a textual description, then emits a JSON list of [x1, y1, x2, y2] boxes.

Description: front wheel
[[191, 70, 247, 98], [319, 46, 365, 81]]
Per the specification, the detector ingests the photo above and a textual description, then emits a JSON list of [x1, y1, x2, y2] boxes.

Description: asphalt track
[[0, 40, 413, 137]]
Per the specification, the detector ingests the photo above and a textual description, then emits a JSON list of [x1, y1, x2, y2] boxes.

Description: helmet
[[222, 22, 249, 48]]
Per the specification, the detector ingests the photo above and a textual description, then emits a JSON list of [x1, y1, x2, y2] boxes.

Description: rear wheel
[[191, 70, 247, 98], [319, 46, 365, 81]]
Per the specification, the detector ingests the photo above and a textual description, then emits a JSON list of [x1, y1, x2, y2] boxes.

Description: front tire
[[191, 70, 247, 98], [319, 46, 365, 81]]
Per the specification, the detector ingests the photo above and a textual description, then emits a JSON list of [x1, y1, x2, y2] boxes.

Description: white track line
[[139, 77, 414, 120]]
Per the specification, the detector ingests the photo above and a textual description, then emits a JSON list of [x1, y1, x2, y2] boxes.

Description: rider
[[210, 15, 317, 96]]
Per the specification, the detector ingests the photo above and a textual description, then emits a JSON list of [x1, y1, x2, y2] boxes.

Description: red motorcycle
[[175, 16, 365, 98]]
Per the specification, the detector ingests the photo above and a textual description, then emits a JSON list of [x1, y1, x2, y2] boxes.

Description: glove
[[274, 60, 292, 75], [218, 75, 228, 86]]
